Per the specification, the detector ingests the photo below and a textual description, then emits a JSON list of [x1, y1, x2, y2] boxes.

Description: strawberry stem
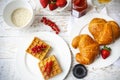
[[103, 45, 111, 51], [49, 0, 56, 4]]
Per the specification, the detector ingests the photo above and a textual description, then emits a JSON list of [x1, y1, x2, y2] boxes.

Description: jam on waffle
[[26, 37, 51, 60], [38, 55, 62, 80]]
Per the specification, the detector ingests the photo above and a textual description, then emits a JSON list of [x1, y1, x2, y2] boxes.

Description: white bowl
[[3, 0, 35, 29]]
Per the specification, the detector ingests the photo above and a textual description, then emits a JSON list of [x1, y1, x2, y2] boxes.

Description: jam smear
[[44, 61, 53, 76]]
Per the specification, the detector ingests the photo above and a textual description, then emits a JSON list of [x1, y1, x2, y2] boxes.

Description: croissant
[[72, 34, 100, 65], [89, 18, 120, 45]]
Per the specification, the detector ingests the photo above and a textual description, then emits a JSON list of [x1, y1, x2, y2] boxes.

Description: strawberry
[[101, 45, 111, 59], [56, 0, 67, 7], [40, 0, 49, 8], [49, 1, 58, 11]]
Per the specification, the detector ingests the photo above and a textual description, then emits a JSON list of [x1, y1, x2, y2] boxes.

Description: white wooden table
[[0, 0, 120, 80]]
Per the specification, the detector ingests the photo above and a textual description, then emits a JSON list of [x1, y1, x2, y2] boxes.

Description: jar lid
[[72, 64, 87, 78]]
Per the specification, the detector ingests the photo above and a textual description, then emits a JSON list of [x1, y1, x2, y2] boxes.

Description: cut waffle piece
[[26, 37, 51, 60], [38, 55, 62, 80]]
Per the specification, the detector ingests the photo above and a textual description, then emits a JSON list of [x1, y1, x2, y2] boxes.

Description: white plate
[[70, 13, 120, 68], [16, 32, 72, 80]]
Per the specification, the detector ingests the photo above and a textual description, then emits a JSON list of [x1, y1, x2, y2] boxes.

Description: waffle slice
[[26, 37, 51, 60], [38, 55, 62, 80]]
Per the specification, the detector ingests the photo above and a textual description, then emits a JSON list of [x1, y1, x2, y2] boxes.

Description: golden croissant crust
[[72, 34, 100, 65], [89, 18, 120, 45]]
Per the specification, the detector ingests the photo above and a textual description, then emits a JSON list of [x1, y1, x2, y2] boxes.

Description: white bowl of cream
[[3, 0, 35, 29]]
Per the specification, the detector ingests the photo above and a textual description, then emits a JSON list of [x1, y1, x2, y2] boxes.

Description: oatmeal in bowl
[[3, 0, 35, 29]]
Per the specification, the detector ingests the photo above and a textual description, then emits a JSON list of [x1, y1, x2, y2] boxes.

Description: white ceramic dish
[[70, 13, 120, 69], [39, 0, 70, 11], [16, 32, 72, 80], [3, 0, 34, 29]]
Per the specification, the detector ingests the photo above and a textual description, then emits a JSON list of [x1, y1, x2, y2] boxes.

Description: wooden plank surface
[[0, 0, 120, 80]]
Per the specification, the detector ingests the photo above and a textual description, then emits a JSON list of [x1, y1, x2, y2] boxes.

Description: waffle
[[26, 37, 51, 60], [38, 55, 62, 80]]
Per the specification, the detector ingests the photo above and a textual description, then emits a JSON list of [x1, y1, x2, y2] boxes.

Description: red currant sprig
[[41, 17, 60, 34], [31, 44, 47, 54]]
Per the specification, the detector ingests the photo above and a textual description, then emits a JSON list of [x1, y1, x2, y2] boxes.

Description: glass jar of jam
[[71, 0, 88, 18]]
